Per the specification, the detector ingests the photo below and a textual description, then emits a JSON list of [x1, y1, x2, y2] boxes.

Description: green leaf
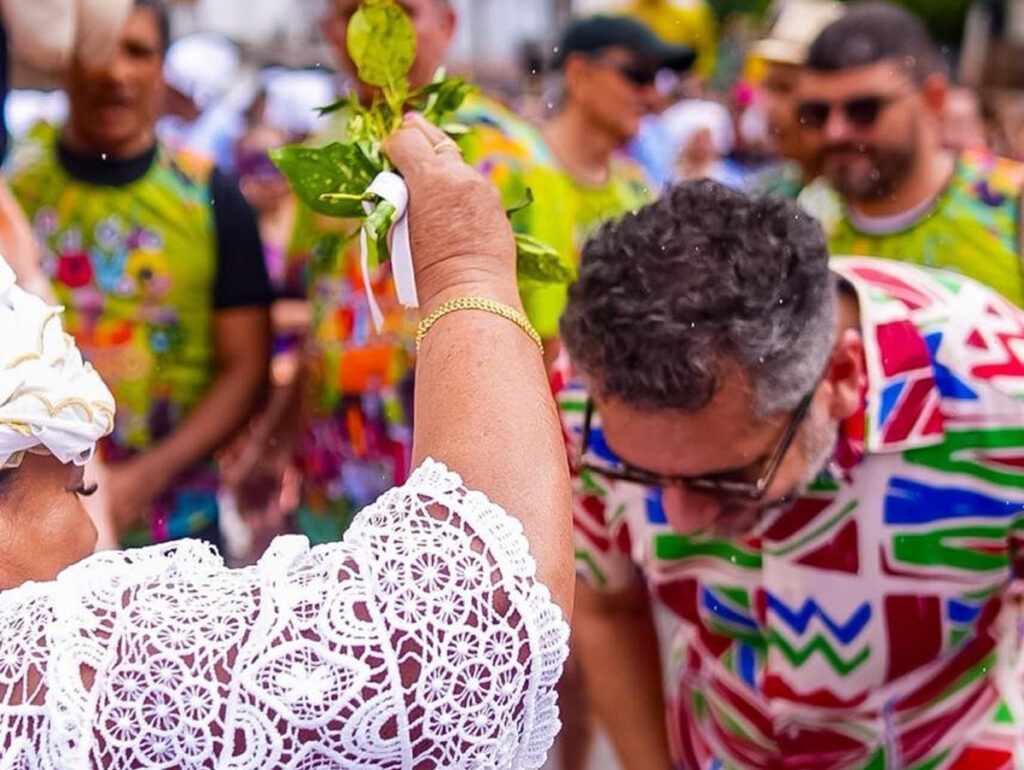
[[505, 187, 535, 217], [418, 78, 475, 124], [270, 142, 381, 217], [317, 97, 350, 116], [346, 0, 416, 109], [515, 232, 575, 284]]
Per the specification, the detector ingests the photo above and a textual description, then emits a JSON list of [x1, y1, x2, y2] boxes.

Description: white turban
[[0, 258, 114, 470]]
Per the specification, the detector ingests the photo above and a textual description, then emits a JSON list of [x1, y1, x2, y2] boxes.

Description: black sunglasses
[[576, 389, 815, 503], [796, 92, 906, 130], [588, 55, 658, 86]]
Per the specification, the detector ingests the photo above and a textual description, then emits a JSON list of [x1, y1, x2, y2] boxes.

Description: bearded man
[[796, 1, 1024, 306]]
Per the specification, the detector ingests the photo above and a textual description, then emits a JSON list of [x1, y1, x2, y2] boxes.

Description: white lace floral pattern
[[0, 459, 569, 769]]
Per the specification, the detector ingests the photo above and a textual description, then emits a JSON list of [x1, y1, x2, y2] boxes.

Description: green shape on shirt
[[892, 526, 1011, 572]]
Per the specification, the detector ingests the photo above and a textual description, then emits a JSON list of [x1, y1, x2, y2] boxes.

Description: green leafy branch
[[270, 0, 566, 284]]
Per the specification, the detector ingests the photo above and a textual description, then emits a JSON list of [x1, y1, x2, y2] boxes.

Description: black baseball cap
[[554, 15, 696, 72]]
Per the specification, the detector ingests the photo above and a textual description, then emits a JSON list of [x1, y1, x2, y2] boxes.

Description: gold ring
[[432, 137, 459, 153]]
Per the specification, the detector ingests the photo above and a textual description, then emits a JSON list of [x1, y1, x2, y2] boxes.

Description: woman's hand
[[382, 113, 519, 313]]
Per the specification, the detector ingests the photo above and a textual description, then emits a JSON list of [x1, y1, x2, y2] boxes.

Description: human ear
[[824, 328, 865, 421], [920, 73, 948, 120]]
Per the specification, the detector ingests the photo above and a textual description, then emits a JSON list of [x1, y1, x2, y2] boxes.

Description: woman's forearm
[[386, 116, 574, 614], [412, 281, 573, 612]]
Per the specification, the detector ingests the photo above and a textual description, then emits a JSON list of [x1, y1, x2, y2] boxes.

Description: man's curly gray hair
[[561, 179, 836, 418]]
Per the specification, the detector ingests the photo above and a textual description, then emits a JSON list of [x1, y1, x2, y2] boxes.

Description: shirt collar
[[57, 139, 158, 186], [831, 257, 949, 457]]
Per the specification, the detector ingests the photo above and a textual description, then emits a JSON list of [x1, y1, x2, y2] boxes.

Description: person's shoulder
[[831, 255, 1024, 384], [608, 153, 655, 198], [959, 148, 1024, 196], [164, 143, 217, 186], [552, 353, 590, 430], [53, 539, 230, 595], [830, 256, 1005, 316], [6, 121, 59, 180], [797, 176, 843, 237], [456, 93, 554, 167]]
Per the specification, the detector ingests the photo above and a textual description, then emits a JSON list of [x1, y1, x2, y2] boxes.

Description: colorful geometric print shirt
[[9, 124, 271, 548], [558, 258, 1024, 769], [827, 151, 1024, 307]]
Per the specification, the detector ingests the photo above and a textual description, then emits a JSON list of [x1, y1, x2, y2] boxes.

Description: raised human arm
[[0, 114, 574, 770], [386, 115, 573, 614]]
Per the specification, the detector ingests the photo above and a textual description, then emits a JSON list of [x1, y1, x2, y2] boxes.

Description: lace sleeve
[[11, 459, 568, 769]]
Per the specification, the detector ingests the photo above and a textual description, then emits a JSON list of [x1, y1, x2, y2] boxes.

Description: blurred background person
[[659, 97, 739, 183], [218, 69, 332, 562], [747, 0, 844, 198], [8, 0, 272, 550], [798, 1, 1024, 306], [157, 31, 245, 172], [943, 85, 990, 152], [0, 0, 134, 299], [522, 15, 692, 361]]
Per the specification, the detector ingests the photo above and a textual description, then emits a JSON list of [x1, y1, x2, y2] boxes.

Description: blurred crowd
[[1, 0, 1024, 767]]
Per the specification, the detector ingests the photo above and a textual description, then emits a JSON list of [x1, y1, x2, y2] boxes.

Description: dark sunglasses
[[575, 388, 815, 503], [796, 92, 906, 130], [589, 55, 659, 86]]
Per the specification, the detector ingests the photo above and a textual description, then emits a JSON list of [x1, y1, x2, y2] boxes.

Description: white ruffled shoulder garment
[[0, 460, 569, 769]]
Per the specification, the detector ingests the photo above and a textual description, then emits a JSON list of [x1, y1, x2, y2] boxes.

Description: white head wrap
[[163, 33, 241, 110], [0, 258, 114, 470]]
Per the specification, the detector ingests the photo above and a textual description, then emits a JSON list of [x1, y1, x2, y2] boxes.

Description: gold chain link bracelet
[[416, 297, 544, 355]]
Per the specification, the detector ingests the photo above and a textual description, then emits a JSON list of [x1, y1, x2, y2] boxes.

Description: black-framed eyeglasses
[[796, 91, 909, 130], [575, 389, 816, 503]]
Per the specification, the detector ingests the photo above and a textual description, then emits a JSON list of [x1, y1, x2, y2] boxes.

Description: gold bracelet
[[416, 297, 544, 355]]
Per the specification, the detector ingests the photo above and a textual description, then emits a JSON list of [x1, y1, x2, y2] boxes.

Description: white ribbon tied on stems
[[360, 171, 419, 332]]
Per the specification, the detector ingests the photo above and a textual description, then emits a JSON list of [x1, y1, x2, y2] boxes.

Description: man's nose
[[823, 104, 853, 143], [659, 484, 722, 534]]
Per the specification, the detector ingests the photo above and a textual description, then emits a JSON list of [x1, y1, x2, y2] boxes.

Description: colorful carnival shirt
[[285, 93, 562, 543], [827, 151, 1024, 307], [559, 258, 1024, 769], [9, 124, 270, 547]]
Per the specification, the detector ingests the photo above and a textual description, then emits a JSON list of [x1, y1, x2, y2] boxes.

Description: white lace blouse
[[0, 460, 569, 769]]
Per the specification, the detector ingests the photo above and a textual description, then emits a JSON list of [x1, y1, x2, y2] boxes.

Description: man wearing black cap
[[796, 1, 1024, 306], [546, 15, 695, 184], [515, 16, 693, 364]]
